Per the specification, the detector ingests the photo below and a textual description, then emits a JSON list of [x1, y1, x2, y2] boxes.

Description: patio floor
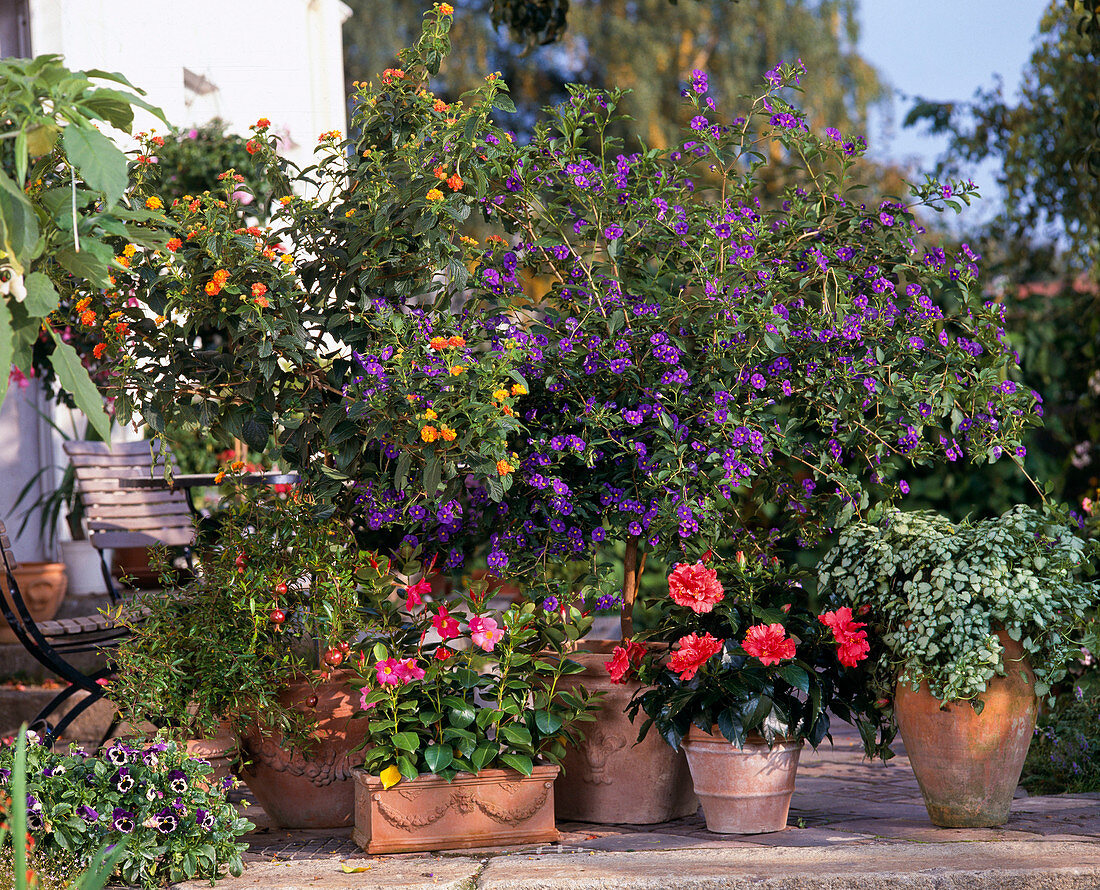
[[175, 722, 1100, 889]]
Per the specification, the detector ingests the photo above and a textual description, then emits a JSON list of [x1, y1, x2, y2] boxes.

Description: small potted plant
[[349, 556, 598, 854], [110, 480, 384, 829], [817, 505, 1100, 827], [626, 551, 880, 834]]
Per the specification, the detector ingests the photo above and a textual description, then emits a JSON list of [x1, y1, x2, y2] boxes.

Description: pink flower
[[604, 639, 647, 684], [375, 658, 404, 686], [231, 189, 254, 206], [405, 578, 431, 611], [359, 688, 377, 710], [432, 605, 461, 640], [399, 658, 425, 682], [668, 562, 724, 614], [469, 615, 503, 651], [742, 624, 796, 666]]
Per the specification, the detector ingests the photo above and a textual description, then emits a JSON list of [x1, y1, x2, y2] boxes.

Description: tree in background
[[902, 1, 1100, 516]]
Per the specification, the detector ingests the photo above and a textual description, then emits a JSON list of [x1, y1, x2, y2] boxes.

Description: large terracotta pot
[[239, 670, 369, 829], [111, 546, 161, 589], [353, 765, 559, 853], [681, 724, 802, 834], [554, 643, 698, 824], [0, 562, 67, 644], [894, 632, 1038, 828]]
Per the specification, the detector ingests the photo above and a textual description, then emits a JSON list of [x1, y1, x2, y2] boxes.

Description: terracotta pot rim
[[356, 763, 558, 785], [685, 725, 804, 749]]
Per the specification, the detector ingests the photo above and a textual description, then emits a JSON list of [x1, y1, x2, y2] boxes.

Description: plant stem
[[621, 534, 641, 640]]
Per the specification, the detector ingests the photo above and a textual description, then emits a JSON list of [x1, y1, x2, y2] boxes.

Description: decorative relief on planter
[[353, 765, 560, 853]]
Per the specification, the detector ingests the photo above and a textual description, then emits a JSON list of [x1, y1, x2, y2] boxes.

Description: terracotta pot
[[111, 546, 161, 589], [0, 562, 67, 644], [681, 724, 802, 834], [894, 632, 1038, 828], [553, 642, 698, 824], [239, 670, 369, 829], [186, 721, 239, 786], [353, 765, 559, 853]]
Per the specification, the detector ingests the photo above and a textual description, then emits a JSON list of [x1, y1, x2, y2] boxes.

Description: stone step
[[0, 683, 117, 744]]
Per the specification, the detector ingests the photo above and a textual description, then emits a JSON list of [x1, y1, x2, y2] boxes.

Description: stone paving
[[177, 723, 1100, 889]]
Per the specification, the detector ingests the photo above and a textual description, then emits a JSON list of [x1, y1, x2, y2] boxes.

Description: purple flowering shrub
[[459, 62, 1042, 617], [0, 735, 250, 888]]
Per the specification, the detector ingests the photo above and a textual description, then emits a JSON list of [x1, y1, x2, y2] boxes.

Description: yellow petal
[[379, 764, 402, 789]]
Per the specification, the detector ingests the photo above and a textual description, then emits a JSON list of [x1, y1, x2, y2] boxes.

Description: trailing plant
[[351, 555, 598, 783], [817, 505, 1100, 707], [109, 479, 385, 744], [626, 551, 889, 756], [0, 732, 248, 889]]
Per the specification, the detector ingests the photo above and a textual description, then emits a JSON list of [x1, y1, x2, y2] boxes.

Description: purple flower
[[1000, 380, 1017, 394], [541, 596, 559, 612], [77, 805, 99, 823], [111, 808, 136, 833], [604, 224, 623, 241], [899, 480, 910, 495], [690, 115, 709, 131], [115, 768, 134, 793], [168, 769, 188, 794], [825, 127, 841, 141], [155, 807, 179, 834], [750, 373, 766, 390]]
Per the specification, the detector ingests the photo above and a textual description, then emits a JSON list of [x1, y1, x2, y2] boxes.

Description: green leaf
[[55, 239, 115, 287], [395, 450, 412, 491], [0, 299, 12, 411], [763, 328, 786, 354], [423, 453, 441, 496], [23, 272, 59, 316], [63, 124, 128, 205], [534, 710, 562, 735], [447, 703, 476, 729], [423, 743, 453, 774], [499, 723, 533, 748], [470, 743, 496, 771], [499, 752, 533, 776], [0, 168, 40, 267], [776, 663, 810, 694], [392, 731, 419, 753], [47, 328, 111, 440]]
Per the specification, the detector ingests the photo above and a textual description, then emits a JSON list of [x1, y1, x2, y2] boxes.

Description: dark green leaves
[[47, 328, 111, 440]]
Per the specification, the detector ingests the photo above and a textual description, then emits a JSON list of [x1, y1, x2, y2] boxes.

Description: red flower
[[246, 140, 260, 155], [166, 238, 182, 252], [431, 605, 461, 640], [819, 608, 870, 668], [667, 562, 724, 614], [93, 343, 107, 359], [742, 624, 796, 666], [405, 578, 431, 611], [604, 639, 646, 684], [434, 646, 453, 661], [667, 632, 724, 681]]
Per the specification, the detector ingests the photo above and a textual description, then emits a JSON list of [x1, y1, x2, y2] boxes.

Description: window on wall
[[0, 0, 31, 58]]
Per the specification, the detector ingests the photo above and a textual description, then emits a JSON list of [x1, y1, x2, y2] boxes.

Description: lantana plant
[[351, 559, 598, 783], [624, 554, 890, 756]]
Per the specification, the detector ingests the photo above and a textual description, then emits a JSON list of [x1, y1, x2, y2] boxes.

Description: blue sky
[[857, 0, 1050, 206]]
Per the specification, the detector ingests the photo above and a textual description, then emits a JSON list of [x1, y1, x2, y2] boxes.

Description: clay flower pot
[[553, 642, 698, 824], [353, 765, 560, 853], [239, 670, 369, 829], [894, 632, 1038, 828], [0, 562, 67, 644], [680, 724, 802, 834], [185, 720, 239, 786]]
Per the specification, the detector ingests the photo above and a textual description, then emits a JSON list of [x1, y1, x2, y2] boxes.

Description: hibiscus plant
[[351, 558, 598, 783], [624, 556, 892, 756]]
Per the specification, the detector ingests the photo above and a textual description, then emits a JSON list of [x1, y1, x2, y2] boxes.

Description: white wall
[[0, 386, 57, 563], [27, 0, 350, 173]]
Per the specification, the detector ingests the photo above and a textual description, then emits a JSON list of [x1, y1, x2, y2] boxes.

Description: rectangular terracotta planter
[[353, 765, 560, 853]]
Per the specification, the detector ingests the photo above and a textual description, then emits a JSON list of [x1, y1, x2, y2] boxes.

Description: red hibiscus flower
[[741, 623, 796, 666], [667, 632, 724, 681], [819, 608, 870, 667], [604, 639, 647, 684], [667, 562, 724, 614]]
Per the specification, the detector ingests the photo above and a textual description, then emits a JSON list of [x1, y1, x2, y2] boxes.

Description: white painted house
[[0, 0, 350, 566]]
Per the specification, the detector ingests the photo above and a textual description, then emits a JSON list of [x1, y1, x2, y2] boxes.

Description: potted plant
[[109, 480, 384, 829], [348, 555, 598, 853], [625, 551, 880, 834], [817, 505, 1100, 827], [0, 733, 251, 888]]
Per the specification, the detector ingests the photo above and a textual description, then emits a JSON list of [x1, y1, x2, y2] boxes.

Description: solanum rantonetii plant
[[105, 6, 1039, 615], [817, 505, 1100, 709], [622, 553, 890, 757], [470, 64, 1044, 630], [0, 55, 169, 434], [109, 480, 384, 745], [351, 559, 597, 783]]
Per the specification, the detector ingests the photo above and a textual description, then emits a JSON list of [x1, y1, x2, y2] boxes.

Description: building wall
[[1, 0, 350, 561]]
